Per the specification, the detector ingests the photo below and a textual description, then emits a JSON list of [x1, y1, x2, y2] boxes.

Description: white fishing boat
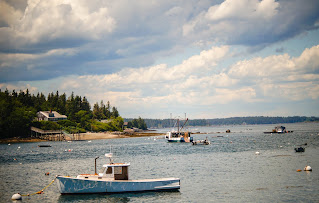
[[56, 153, 180, 194], [166, 118, 193, 143], [166, 131, 193, 142]]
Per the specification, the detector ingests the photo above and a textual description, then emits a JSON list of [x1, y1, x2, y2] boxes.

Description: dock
[[31, 127, 82, 141]]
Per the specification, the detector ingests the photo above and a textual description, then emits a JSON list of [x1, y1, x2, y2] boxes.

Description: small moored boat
[[294, 147, 305, 152], [192, 137, 210, 145], [264, 126, 293, 134], [56, 153, 180, 194], [38, 145, 51, 147]]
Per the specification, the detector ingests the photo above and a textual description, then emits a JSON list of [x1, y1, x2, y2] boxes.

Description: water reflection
[[57, 190, 181, 203]]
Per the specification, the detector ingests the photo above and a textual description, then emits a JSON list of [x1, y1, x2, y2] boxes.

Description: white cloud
[[1, 0, 116, 49], [228, 45, 319, 101], [228, 54, 295, 78], [43, 45, 316, 113], [205, 0, 279, 21], [260, 82, 319, 101], [229, 45, 319, 79], [183, 0, 319, 46], [0, 82, 38, 93], [294, 45, 319, 72]]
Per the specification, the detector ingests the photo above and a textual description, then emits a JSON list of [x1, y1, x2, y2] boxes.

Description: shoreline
[[0, 131, 165, 144]]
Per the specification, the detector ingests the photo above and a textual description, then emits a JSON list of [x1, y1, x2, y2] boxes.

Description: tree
[[74, 110, 91, 129], [57, 93, 67, 114], [66, 92, 76, 121], [127, 117, 147, 130], [105, 101, 111, 119], [111, 107, 119, 118], [81, 96, 91, 112], [92, 102, 101, 120]]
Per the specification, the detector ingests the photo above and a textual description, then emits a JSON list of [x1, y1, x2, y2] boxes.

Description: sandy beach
[[0, 131, 165, 143], [70, 131, 166, 140], [77, 132, 129, 140]]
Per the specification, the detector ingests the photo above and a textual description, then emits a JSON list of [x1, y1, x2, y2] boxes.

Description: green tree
[[111, 107, 119, 118], [81, 96, 91, 112], [92, 102, 102, 120], [74, 110, 91, 129], [66, 92, 76, 121]]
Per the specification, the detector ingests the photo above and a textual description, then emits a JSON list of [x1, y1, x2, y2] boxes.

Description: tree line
[[0, 89, 123, 139], [124, 117, 148, 130], [143, 116, 319, 128]]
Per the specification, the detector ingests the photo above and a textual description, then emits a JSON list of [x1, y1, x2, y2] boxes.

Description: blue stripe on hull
[[56, 176, 180, 194], [167, 140, 185, 142]]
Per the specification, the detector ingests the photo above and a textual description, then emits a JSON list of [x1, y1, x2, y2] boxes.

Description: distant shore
[[0, 131, 165, 144]]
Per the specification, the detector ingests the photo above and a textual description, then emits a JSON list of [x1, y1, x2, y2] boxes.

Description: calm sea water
[[1, 123, 318, 202]]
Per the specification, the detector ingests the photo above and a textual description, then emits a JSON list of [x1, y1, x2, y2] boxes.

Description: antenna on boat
[[105, 145, 113, 163]]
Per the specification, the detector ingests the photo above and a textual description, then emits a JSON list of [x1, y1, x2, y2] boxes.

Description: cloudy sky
[[1, 0, 319, 119]]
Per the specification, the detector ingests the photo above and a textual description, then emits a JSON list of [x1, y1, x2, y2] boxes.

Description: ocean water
[[0, 123, 318, 202]]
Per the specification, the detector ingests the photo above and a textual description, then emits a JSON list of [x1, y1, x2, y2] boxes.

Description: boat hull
[[167, 139, 185, 142], [263, 131, 293, 134], [167, 137, 193, 142], [56, 176, 180, 194]]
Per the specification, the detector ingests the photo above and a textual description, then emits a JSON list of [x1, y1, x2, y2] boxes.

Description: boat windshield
[[99, 167, 106, 173]]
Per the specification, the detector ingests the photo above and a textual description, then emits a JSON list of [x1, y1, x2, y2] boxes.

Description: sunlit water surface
[[1, 123, 319, 202]]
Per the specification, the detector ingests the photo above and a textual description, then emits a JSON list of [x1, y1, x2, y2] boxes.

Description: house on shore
[[37, 110, 67, 122]]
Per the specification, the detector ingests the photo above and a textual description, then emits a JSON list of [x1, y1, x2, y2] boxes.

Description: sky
[[0, 0, 319, 119]]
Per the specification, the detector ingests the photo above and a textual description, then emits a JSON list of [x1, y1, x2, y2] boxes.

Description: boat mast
[[180, 118, 188, 131]]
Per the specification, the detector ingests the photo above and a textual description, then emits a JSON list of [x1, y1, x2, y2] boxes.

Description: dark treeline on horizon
[[140, 116, 319, 128]]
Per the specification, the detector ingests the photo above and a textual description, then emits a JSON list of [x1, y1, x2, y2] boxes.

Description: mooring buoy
[[304, 165, 312, 171], [11, 193, 22, 200]]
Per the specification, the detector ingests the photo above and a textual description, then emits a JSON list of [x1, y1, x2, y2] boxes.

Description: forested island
[[0, 89, 146, 139], [143, 116, 319, 128]]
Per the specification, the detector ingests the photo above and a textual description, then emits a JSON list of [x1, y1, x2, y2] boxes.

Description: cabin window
[[114, 167, 122, 174], [114, 166, 128, 180], [106, 167, 112, 174]]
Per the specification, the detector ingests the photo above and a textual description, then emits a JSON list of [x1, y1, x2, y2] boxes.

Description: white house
[[37, 110, 67, 122]]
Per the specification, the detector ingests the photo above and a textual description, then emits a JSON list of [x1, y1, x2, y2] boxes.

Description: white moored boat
[[166, 118, 193, 143], [56, 153, 180, 194]]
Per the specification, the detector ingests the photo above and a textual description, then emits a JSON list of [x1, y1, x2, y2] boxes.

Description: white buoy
[[304, 165, 312, 171], [255, 151, 260, 155], [11, 193, 22, 200]]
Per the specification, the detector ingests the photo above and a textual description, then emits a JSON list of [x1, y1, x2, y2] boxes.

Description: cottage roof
[[38, 111, 67, 119]]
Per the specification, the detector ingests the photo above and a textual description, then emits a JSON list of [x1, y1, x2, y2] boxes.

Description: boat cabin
[[98, 163, 130, 180], [166, 131, 193, 142], [273, 126, 286, 133]]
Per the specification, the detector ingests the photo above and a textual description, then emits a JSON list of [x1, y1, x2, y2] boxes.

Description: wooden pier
[[31, 127, 81, 141]]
